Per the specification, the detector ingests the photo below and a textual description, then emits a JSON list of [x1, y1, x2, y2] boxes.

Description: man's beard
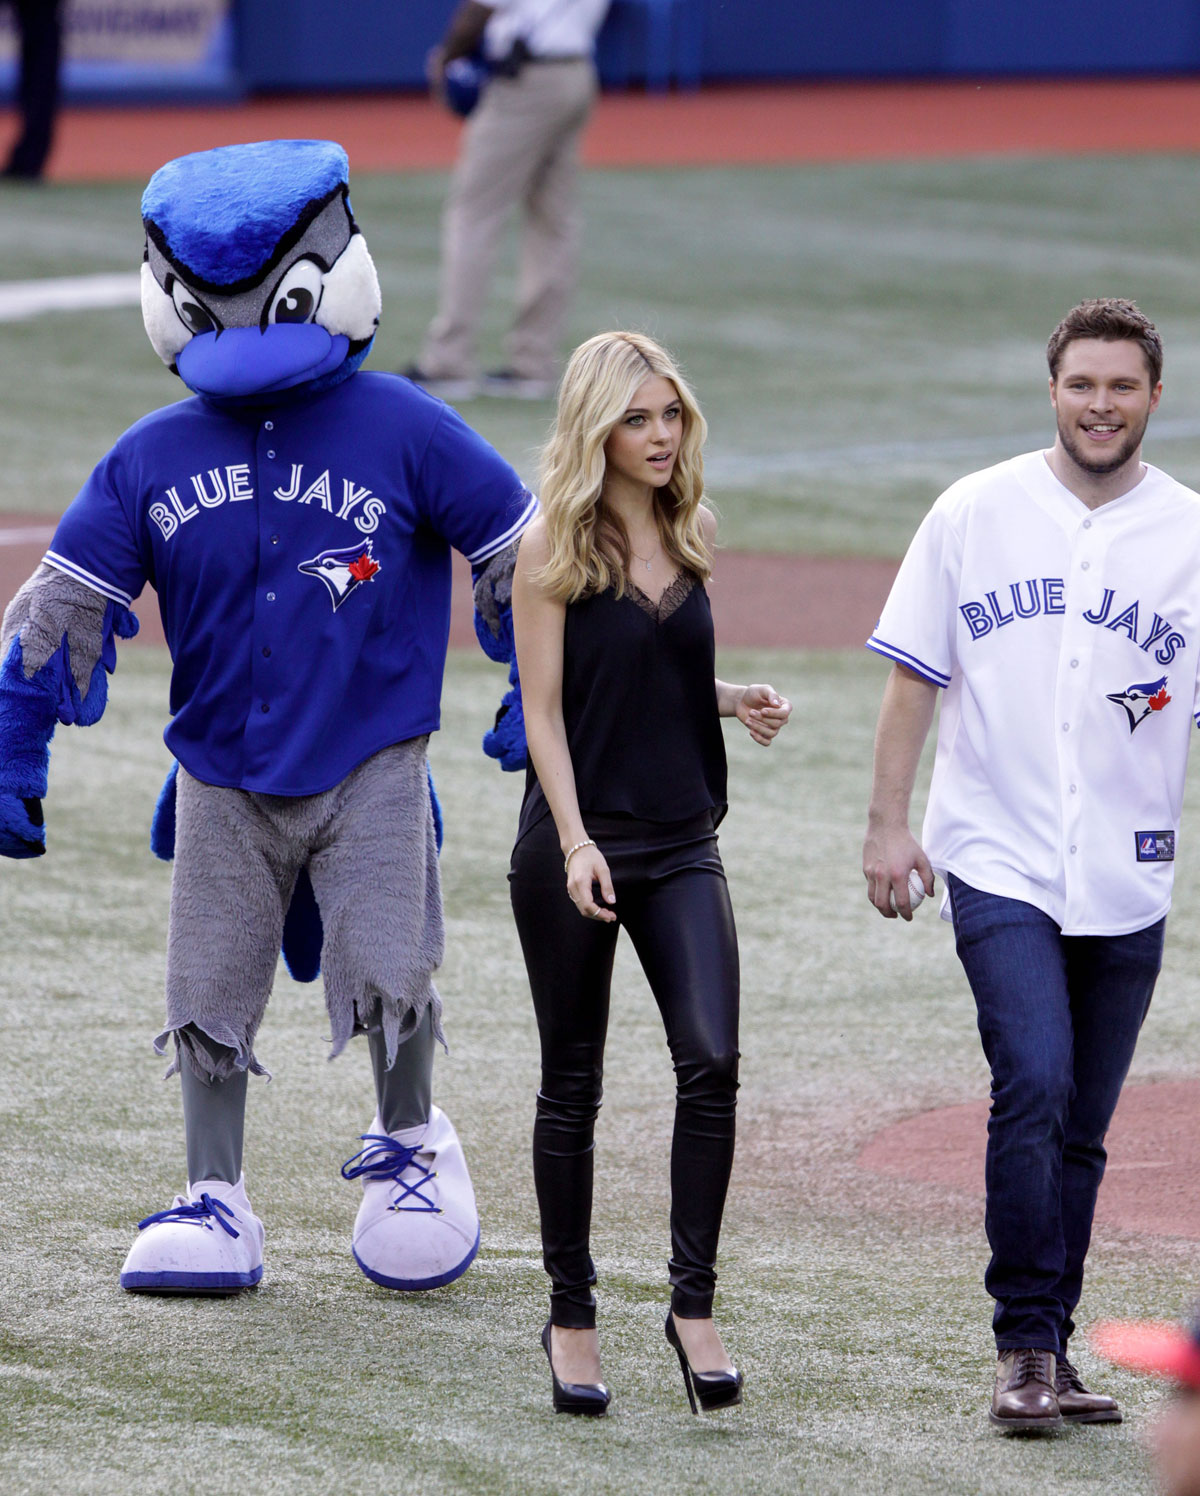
[[1056, 410, 1149, 477]]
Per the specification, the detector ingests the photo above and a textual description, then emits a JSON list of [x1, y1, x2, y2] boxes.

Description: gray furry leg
[[309, 739, 447, 1063], [156, 769, 294, 1079], [179, 1025, 248, 1184], [369, 1005, 435, 1133]]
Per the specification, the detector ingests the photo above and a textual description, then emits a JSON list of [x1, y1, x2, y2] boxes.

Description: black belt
[[525, 53, 590, 64]]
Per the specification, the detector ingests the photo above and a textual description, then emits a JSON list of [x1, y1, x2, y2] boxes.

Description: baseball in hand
[[891, 869, 928, 913]]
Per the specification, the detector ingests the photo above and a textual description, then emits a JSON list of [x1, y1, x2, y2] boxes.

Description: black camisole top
[[516, 569, 729, 844]]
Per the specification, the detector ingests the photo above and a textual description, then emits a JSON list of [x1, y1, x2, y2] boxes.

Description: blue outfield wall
[[4, 0, 1199, 102], [234, 0, 1200, 93], [700, 0, 1200, 81]]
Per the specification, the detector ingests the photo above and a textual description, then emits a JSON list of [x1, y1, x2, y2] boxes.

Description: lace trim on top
[[625, 569, 696, 622]]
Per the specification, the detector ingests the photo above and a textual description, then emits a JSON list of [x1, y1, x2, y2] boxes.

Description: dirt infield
[[9, 76, 1200, 183], [859, 1080, 1200, 1241]]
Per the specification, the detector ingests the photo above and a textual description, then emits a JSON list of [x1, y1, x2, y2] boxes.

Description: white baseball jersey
[[868, 449, 1200, 936], [485, 0, 609, 60]]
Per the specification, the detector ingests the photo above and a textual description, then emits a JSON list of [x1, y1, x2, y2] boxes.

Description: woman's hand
[[566, 844, 617, 922], [735, 684, 792, 746]]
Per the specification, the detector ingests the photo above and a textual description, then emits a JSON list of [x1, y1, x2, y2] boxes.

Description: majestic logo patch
[[1136, 830, 1175, 862], [298, 540, 382, 611], [1106, 674, 1172, 733]]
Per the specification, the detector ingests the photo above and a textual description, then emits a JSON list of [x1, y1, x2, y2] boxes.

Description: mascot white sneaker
[[342, 1106, 480, 1290], [120, 1177, 265, 1294]]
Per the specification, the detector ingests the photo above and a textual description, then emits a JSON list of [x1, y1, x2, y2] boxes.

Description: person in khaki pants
[[405, 0, 610, 402]]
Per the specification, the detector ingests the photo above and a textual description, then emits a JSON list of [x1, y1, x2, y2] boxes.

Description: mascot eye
[[170, 279, 218, 335], [267, 259, 324, 325]]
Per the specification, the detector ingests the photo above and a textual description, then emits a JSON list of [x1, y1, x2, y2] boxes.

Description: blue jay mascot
[[0, 140, 532, 1295]]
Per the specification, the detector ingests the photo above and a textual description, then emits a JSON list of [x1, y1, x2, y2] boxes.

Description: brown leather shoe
[[989, 1348, 1063, 1432], [1055, 1356, 1122, 1424]]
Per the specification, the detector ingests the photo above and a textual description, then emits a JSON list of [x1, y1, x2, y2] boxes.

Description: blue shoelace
[[136, 1193, 241, 1237], [340, 1133, 441, 1213]]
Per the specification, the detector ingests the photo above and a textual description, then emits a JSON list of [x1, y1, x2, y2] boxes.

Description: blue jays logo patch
[[298, 540, 382, 611], [1106, 674, 1172, 733], [1136, 830, 1175, 863]]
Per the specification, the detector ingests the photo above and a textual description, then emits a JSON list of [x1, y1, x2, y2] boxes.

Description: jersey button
[[271, 535, 280, 545], [267, 449, 276, 459], [264, 421, 274, 431], [1081, 560, 1090, 571], [261, 702, 270, 713], [1070, 783, 1078, 794], [1083, 519, 1092, 529], [262, 646, 272, 658], [1070, 658, 1079, 668], [1069, 845, 1077, 854], [1062, 722, 1070, 732], [267, 591, 276, 602]]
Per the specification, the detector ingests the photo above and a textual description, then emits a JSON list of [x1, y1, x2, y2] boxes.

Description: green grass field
[[4, 154, 1200, 1494]]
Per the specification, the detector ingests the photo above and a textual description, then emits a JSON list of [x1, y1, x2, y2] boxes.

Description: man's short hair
[[1047, 298, 1163, 385]]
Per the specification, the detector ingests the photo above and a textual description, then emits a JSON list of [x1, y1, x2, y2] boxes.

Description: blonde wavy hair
[[536, 330, 711, 602]]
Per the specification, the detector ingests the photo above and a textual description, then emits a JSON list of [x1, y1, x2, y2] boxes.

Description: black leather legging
[[509, 812, 740, 1328]]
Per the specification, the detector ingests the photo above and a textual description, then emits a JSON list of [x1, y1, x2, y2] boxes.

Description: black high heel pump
[[541, 1320, 610, 1416], [664, 1312, 744, 1415]]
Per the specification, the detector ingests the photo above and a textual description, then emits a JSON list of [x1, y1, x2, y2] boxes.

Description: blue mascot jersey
[[44, 372, 537, 795]]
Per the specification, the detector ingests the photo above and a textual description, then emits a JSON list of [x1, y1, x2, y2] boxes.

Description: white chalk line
[[0, 527, 54, 546], [0, 273, 142, 322]]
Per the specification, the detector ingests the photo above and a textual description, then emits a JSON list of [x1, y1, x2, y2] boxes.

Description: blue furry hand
[[482, 666, 527, 772], [0, 793, 45, 858], [61, 601, 139, 728]]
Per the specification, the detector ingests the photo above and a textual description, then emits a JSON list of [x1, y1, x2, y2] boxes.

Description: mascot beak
[[177, 324, 351, 399]]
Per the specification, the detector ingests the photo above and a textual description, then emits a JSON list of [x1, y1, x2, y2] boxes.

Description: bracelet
[[563, 838, 596, 874]]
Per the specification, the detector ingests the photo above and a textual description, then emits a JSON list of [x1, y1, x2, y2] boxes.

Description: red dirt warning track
[[8, 77, 1200, 182]]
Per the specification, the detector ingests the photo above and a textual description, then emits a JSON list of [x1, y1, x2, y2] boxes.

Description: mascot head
[[140, 139, 381, 401]]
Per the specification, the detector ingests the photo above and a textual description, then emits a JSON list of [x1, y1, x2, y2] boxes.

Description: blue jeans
[[946, 874, 1164, 1355]]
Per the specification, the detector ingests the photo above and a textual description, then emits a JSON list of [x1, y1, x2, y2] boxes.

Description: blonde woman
[[510, 331, 791, 1416]]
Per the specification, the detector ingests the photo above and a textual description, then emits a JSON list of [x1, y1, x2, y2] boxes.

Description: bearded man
[[863, 299, 1198, 1432]]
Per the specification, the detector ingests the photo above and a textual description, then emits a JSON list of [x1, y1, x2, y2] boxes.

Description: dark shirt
[[517, 569, 728, 843]]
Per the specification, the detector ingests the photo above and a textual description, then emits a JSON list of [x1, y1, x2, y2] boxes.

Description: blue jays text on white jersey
[[957, 578, 1188, 664], [44, 372, 537, 795], [868, 449, 1200, 937]]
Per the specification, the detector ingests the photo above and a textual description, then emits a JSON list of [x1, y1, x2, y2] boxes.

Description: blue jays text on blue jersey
[[148, 463, 387, 541], [960, 579, 1188, 664]]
